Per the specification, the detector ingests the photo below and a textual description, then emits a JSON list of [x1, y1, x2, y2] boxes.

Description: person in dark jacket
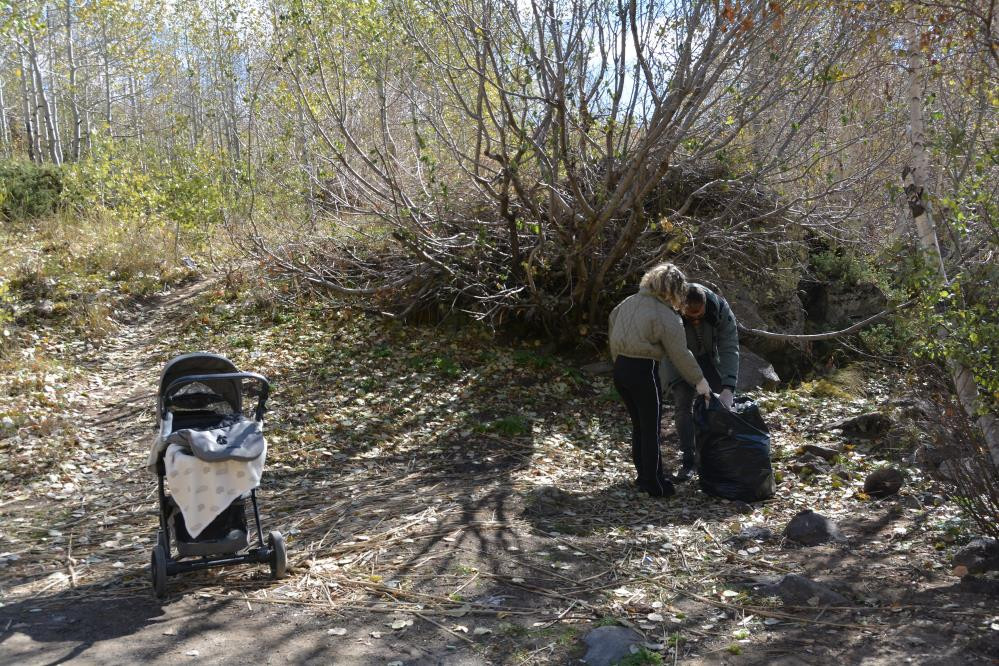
[[609, 264, 711, 498], [660, 283, 740, 482]]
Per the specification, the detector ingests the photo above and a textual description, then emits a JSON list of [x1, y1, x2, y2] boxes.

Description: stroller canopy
[[159, 352, 243, 418]]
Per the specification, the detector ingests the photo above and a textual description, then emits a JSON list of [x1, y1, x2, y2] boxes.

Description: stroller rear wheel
[[268, 531, 286, 579], [151, 544, 168, 598]]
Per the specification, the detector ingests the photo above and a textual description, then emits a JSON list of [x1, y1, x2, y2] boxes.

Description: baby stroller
[[147, 352, 286, 598]]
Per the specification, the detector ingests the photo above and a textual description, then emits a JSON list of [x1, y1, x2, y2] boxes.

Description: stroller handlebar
[[161, 372, 270, 421]]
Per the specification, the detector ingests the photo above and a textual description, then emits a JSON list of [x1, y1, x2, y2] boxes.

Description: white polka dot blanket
[[163, 441, 265, 538], [147, 416, 266, 539]]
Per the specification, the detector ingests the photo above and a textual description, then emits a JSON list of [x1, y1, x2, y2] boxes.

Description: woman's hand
[[695, 378, 712, 405]]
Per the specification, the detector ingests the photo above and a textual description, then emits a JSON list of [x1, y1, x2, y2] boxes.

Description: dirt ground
[[2, 279, 998, 665]]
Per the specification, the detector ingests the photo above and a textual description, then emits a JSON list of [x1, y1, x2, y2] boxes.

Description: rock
[[892, 396, 935, 421], [830, 466, 854, 481], [757, 574, 849, 606], [727, 526, 774, 544], [783, 509, 845, 546], [737, 347, 781, 391], [909, 442, 950, 469], [731, 500, 754, 514], [580, 361, 613, 376], [863, 467, 904, 498], [790, 453, 830, 476], [819, 282, 887, 330], [34, 299, 55, 318], [802, 444, 840, 461], [919, 492, 944, 506], [829, 411, 892, 439], [581, 626, 644, 666], [937, 457, 976, 483], [957, 575, 999, 598], [725, 286, 807, 374], [526, 486, 572, 517], [953, 538, 999, 575]]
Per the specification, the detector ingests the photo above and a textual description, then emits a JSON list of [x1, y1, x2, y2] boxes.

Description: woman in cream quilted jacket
[[609, 263, 711, 497]]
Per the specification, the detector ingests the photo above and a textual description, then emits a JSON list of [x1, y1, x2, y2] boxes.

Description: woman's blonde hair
[[640, 263, 687, 309]]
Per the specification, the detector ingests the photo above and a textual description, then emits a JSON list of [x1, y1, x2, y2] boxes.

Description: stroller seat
[[168, 495, 249, 557]]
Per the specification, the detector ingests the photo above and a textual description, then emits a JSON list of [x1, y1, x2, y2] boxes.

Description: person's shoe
[[673, 465, 696, 483]]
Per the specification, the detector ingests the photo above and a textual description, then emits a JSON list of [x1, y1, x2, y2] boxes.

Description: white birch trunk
[[101, 21, 113, 133], [66, 0, 82, 160], [27, 32, 61, 164], [17, 48, 40, 162], [128, 73, 142, 151], [0, 74, 10, 153], [905, 8, 999, 466], [46, 8, 62, 163]]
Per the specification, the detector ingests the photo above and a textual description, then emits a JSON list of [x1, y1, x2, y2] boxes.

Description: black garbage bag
[[693, 395, 776, 502]]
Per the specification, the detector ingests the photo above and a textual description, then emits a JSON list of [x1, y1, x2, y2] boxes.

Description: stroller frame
[[150, 353, 286, 598]]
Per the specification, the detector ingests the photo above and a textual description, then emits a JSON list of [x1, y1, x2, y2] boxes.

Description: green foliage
[[905, 272, 999, 415], [614, 647, 664, 665], [513, 349, 556, 369], [484, 415, 532, 437], [60, 137, 229, 255], [0, 160, 65, 223], [893, 140, 999, 415], [811, 248, 875, 287], [432, 356, 462, 377], [859, 323, 906, 357]]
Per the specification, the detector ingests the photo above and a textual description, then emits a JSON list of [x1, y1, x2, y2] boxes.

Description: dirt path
[[2, 278, 999, 665], [0, 280, 450, 665]]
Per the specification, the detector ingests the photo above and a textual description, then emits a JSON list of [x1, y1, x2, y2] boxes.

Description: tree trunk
[[45, 6, 62, 161], [128, 73, 142, 150], [0, 74, 10, 154], [66, 0, 82, 160], [81, 59, 92, 153], [17, 48, 39, 162], [27, 32, 62, 164], [101, 21, 113, 133], [905, 8, 999, 466]]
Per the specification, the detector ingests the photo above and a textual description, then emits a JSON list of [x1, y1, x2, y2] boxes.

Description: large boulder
[[722, 282, 809, 379], [802, 279, 887, 332], [738, 347, 780, 391]]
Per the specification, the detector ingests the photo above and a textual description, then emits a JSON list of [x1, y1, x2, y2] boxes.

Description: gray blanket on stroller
[[165, 419, 265, 462]]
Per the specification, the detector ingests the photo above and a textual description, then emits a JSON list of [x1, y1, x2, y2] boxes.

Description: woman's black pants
[[614, 355, 671, 496]]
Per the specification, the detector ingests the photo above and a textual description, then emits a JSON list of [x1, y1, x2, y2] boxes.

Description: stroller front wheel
[[268, 531, 287, 580], [151, 545, 168, 598]]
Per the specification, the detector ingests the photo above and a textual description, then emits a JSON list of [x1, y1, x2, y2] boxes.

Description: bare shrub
[[926, 381, 999, 540]]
